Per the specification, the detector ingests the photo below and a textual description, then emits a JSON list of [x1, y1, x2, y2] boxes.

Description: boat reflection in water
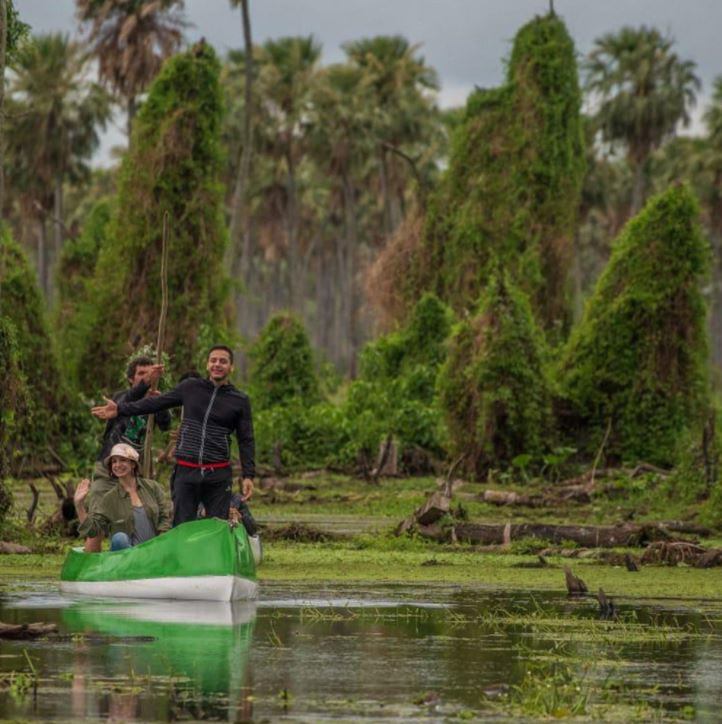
[[62, 599, 256, 721]]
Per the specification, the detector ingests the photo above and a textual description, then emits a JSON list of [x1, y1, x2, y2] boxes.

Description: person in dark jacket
[[89, 356, 171, 511], [91, 345, 254, 527]]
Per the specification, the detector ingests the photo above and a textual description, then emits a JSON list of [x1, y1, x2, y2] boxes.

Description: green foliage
[[412, 13, 584, 334], [248, 312, 320, 410], [0, 317, 25, 514], [254, 400, 345, 470], [78, 41, 229, 393], [340, 293, 453, 467], [0, 230, 63, 464], [6, 0, 30, 61], [559, 185, 710, 465], [247, 313, 332, 470], [437, 273, 552, 478], [55, 198, 112, 386]]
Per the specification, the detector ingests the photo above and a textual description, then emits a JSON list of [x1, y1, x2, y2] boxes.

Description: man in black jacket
[[91, 345, 254, 526], [89, 356, 172, 510]]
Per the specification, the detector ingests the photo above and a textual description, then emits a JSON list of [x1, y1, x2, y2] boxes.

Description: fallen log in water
[[452, 522, 683, 548], [0, 542, 32, 554], [0, 622, 57, 639], [482, 490, 544, 507]]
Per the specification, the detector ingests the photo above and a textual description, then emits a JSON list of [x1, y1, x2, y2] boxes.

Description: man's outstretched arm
[[92, 380, 183, 421]]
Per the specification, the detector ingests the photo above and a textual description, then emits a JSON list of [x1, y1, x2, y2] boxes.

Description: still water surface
[[0, 580, 721, 720]]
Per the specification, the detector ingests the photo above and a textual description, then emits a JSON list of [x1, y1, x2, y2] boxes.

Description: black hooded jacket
[[116, 377, 255, 479]]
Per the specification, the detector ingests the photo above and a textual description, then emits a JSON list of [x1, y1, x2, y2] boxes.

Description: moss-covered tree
[[79, 41, 228, 392], [0, 316, 26, 514], [437, 272, 551, 477], [559, 185, 710, 465], [410, 13, 584, 334], [0, 230, 64, 470], [55, 197, 111, 386]]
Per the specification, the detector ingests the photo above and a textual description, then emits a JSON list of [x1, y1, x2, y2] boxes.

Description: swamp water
[[0, 582, 721, 721]]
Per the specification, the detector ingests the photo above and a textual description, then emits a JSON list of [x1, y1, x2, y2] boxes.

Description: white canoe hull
[[60, 575, 258, 602]]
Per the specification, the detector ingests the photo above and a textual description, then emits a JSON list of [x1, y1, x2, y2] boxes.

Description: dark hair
[[207, 345, 234, 364], [126, 355, 154, 381]]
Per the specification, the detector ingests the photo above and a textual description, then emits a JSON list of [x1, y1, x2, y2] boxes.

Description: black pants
[[172, 466, 232, 527]]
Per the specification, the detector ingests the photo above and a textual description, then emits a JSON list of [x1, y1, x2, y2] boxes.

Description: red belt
[[176, 459, 231, 470]]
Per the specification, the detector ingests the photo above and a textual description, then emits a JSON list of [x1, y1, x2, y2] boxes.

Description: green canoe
[[60, 518, 258, 601]]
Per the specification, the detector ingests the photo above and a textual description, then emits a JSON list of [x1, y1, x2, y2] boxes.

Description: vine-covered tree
[[78, 41, 229, 391], [407, 13, 585, 334], [560, 185, 709, 465], [437, 273, 551, 477], [54, 198, 112, 386], [0, 229, 66, 471]]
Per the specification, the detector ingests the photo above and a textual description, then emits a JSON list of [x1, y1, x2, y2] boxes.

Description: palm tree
[[585, 26, 700, 212], [343, 35, 439, 235], [256, 35, 321, 310], [6, 33, 111, 295], [76, 0, 185, 137], [309, 63, 375, 370]]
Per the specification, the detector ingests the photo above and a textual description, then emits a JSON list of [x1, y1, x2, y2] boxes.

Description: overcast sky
[[16, 0, 722, 163]]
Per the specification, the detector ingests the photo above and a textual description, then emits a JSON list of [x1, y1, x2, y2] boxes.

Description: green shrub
[[437, 272, 552, 477], [559, 185, 710, 466], [254, 400, 346, 470], [339, 294, 453, 468], [248, 312, 320, 409]]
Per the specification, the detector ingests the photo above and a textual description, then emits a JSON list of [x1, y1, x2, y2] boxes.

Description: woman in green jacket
[[74, 443, 171, 552]]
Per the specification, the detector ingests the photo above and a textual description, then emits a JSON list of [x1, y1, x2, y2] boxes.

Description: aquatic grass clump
[[503, 660, 591, 718]]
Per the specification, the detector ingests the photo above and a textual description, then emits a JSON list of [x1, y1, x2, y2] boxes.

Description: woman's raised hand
[[74, 478, 91, 506]]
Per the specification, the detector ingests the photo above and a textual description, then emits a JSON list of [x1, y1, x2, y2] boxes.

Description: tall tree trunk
[[341, 172, 358, 373], [379, 146, 393, 237], [0, 0, 6, 222], [709, 186, 722, 381], [228, 0, 255, 280], [37, 219, 47, 297], [127, 96, 137, 141], [285, 148, 302, 311], [571, 229, 584, 323], [630, 158, 646, 215], [52, 175, 63, 299]]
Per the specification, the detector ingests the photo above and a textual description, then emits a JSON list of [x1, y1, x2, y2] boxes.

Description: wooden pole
[[142, 211, 170, 479]]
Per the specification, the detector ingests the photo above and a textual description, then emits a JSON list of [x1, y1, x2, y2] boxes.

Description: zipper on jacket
[[198, 386, 219, 465]]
